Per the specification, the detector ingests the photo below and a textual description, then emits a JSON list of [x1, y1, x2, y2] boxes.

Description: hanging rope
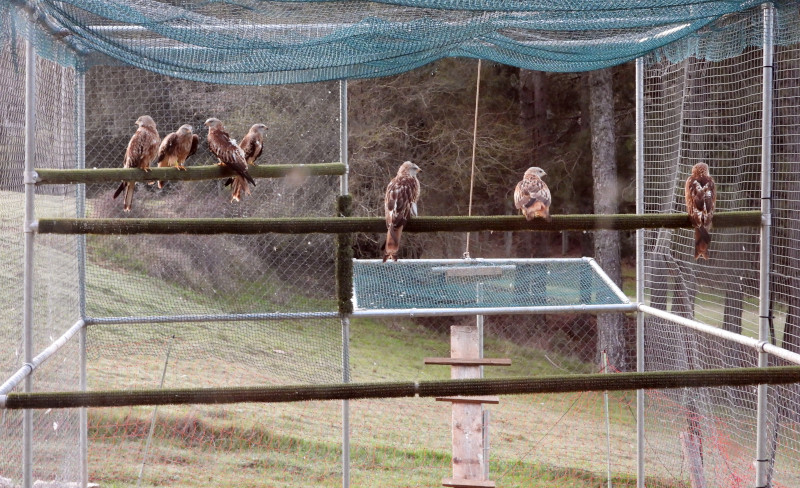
[[464, 59, 482, 259]]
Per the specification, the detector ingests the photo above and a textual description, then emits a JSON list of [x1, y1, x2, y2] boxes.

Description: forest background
[[83, 59, 637, 370]]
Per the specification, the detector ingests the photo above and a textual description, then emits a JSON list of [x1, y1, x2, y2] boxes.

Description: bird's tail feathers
[[694, 227, 711, 260], [243, 171, 256, 186], [230, 175, 252, 203], [123, 182, 134, 212], [157, 160, 169, 189], [384, 226, 403, 262], [113, 181, 125, 199], [523, 201, 550, 221]]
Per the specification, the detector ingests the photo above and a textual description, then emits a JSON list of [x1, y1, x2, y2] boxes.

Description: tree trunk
[[588, 67, 627, 370], [518, 68, 551, 258], [519, 69, 549, 151]]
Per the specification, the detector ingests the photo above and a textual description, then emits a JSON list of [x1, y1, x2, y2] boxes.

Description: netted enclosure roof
[[352, 258, 634, 316], [6, 0, 799, 83]]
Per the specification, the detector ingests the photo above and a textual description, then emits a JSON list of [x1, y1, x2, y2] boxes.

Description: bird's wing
[[691, 176, 716, 227], [189, 134, 199, 158], [209, 129, 243, 167], [686, 176, 706, 227], [157, 132, 178, 163], [385, 175, 418, 229], [516, 177, 550, 209], [125, 127, 159, 169], [513, 180, 525, 210], [240, 133, 263, 163], [209, 128, 255, 185], [702, 177, 716, 215]]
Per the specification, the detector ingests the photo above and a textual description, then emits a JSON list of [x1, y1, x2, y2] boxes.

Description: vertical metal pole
[[602, 350, 612, 488], [339, 79, 350, 488], [339, 79, 348, 196], [23, 37, 36, 488], [756, 4, 775, 488], [74, 66, 89, 488], [341, 317, 351, 488], [634, 56, 646, 488], [75, 70, 87, 320], [79, 327, 88, 488]]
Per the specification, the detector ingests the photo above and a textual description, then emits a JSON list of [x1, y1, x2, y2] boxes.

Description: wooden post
[[451, 325, 485, 482], [428, 324, 508, 488]]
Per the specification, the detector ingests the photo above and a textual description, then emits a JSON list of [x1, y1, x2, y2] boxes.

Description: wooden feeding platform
[[351, 257, 636, 487]]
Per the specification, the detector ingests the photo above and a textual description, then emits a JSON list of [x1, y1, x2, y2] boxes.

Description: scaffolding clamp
[[23, 171, 39, 185]]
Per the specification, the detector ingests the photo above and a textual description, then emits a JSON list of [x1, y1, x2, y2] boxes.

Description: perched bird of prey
[[514, 166, 551, 221], [155, 124, 199, 188], [113, 115, 160, 212], [224, 123, 268, 192], [204, 118, 257, 202], [240, 123, 268, 166], [384, 161, 421, 262], [685, 162, 716, 260]]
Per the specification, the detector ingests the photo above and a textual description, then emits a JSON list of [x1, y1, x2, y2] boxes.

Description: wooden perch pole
[[36, 211, 762, 235], [34, 162, 346, 185]]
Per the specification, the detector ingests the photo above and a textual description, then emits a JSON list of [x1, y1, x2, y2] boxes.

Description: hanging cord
[[464, 59, 482, 259]]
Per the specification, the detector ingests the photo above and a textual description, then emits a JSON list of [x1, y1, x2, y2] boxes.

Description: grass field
[[80, 261, 687, 487]]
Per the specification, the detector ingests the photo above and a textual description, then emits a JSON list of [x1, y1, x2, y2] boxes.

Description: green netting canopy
[[352, 258, 635, 317], [6, 0, 799, 84]]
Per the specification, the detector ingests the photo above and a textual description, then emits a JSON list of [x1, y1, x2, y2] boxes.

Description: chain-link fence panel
[[86, 317, 343, 488], [639, 5, 800, 487], [0, 34, 82, 486]]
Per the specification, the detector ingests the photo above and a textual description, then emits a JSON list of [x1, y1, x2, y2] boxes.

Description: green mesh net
[[4, 1, 800, 84], [352, 258, 631, 313]]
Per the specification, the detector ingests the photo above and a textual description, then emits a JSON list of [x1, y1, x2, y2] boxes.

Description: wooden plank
[[450, 325, 484, 481], [425, 357, 511, 366], [436, 396, 500, 404], [442, 478, 496, 488]]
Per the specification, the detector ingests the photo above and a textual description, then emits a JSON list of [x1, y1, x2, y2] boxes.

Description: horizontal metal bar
[[34, 162, 345, 185], [639, 304, 800, 366], [351, 303, 639, 318], [85, 312, 340, 325], [36, 211, 762, 235], [0, 319, 85, 395], [4, 366, 800, 409], [357, 257, 587, 265]]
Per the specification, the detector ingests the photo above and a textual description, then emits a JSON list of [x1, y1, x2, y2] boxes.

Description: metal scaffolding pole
[[75, 67, 89, 488], [23, 36, 36, 488], [634, 55, 646, 488], [756, 4, 775, 488], [339, 78, 351, 488]]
